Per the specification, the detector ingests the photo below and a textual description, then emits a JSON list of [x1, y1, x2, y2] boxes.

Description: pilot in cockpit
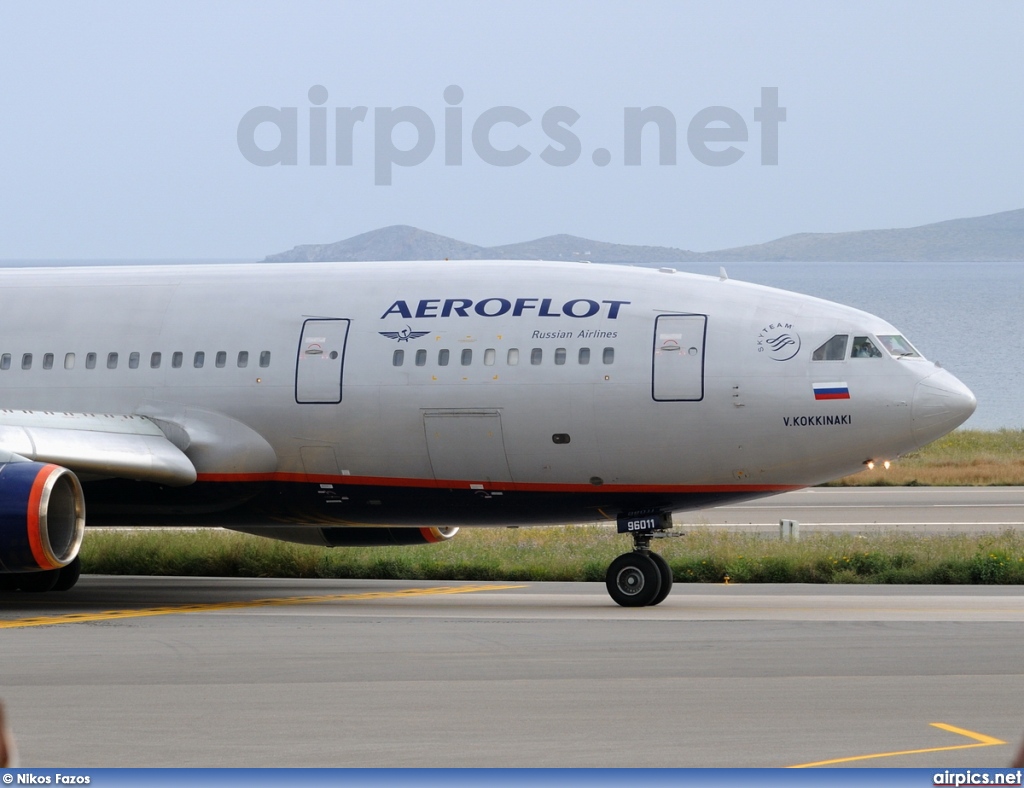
[[852, 337, 882, 358]]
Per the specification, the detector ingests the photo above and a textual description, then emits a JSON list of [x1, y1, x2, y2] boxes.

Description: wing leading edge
[[0, 410, 196, 486]]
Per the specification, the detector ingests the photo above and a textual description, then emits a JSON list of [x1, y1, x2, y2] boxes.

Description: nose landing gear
[[606, 511, 675, 607]]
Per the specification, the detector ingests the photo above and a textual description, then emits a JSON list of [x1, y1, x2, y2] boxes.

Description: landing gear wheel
[[16, 568, 61, 593], [606, 552, 662, 607], [647, 552, 673, 606], [53, 555, 82, 592]]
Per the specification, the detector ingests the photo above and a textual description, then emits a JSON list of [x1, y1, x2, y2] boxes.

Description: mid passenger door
[[652, 314, 707, 401], [295, 318, 351, 404]]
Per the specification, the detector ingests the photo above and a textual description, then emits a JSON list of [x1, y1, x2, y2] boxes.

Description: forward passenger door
[[295, 318, 351, 404], [652, 314, 707, 401]]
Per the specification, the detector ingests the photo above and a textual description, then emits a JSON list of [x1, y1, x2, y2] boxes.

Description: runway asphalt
[[685, 486, 1024, 533], [3, 576, 1023, 769]]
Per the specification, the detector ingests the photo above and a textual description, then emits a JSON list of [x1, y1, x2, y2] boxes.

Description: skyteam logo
[[379, 326, 430, 342], [757, 322, 801, 361]]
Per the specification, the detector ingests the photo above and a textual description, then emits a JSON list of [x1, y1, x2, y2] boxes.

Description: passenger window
[[484, 348, 495, 366], [507, 348, 519, 366], [43, 353, 54, 370], [461, 349, 472, 366], [194, 351, 205, 368], [851, 336, 883, 358], [172, 352, 183, 369], [64, 353, 75, 370], [151, 352, 162, 369], [415, 349, 427, 366], [215, 351, 227, 368], [602, 347, 615, 364], [812, 334, 848, 361], [259, 351, 271, 368], [237, 351, 249, 368], [531, 348, 542, 365], [579, 348, 591, 365], [554, 348, 566, 366], [0, 354, 9, 370], [22, 353, 32, 370], [129, 352, 140, 369], [107, 352, 118, 369], [86, 353, 97, 370], [392, 349, 404, 366], [438, 349, 450, 366]]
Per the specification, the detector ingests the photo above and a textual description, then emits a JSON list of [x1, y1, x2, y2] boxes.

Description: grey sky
[[1, 0, 1022, 258]]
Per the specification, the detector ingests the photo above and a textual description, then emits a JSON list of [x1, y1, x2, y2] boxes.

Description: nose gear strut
[[605, 510, 677, 607]]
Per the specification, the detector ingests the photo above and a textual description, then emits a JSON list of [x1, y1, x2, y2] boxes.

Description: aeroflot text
[[381, 298, 630, 320]]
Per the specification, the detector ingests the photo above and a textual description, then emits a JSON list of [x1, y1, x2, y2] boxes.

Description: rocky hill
[[264, 208, 1024, 263], [704, 208, 1024, 262]]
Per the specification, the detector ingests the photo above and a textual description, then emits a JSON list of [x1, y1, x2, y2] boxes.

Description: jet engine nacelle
[[0, 461, 86, 573], [228, 525, 459, 547]]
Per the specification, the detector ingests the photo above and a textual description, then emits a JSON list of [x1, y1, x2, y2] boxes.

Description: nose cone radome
[[911, 368, 977, 445]]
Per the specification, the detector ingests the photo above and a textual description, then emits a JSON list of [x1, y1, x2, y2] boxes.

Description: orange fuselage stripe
[[193, 471, 801, 495]]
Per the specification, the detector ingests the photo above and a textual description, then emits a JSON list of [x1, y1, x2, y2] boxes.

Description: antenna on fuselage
[[719, 267, 729, 281]]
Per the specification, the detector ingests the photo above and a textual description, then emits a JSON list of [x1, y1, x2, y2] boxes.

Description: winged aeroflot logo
[[379, 326, 431, 342]]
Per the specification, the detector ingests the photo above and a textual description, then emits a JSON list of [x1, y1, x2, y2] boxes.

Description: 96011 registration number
[[616, 511, 667, 534]]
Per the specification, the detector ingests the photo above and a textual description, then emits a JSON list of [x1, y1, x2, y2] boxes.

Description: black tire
[[606, 552, 662, 607], [0, 574, 19, 592], [53, 555, 82, 592], [647, 552, 674, 606], [16, 568, 61, 593]]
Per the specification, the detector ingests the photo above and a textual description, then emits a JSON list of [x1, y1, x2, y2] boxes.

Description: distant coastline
[[264, 207, 1024, 264], [5, 207, 1023, 266]]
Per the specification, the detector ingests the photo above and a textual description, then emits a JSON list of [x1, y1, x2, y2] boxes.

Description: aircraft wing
[[0, 410, 196, 486]]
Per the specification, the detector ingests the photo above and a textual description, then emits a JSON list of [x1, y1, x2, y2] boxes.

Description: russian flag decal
[[813, 382, 850, 400]]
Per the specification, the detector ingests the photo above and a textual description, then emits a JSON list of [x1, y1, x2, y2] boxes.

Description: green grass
[[81, 526, 1024, 584], [832, 428, 1024, 486], [78, 429, 1024, 583]]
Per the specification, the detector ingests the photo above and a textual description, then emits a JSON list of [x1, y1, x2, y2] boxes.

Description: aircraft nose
[[911, 368, 977, 445]]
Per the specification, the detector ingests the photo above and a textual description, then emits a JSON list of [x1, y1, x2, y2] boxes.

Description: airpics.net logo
[[237, 85, 786, 185]]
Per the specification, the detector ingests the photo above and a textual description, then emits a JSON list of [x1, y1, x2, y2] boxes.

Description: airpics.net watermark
[[237, 86, 786, 185]]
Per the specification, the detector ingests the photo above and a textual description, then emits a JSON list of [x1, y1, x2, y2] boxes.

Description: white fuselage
[[0, 261, 975, 528]]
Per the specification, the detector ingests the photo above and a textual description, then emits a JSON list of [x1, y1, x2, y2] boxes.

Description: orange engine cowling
[[227, 525, 459, 547], [0, 462, 86, 573], [321, 526, 459, 546]]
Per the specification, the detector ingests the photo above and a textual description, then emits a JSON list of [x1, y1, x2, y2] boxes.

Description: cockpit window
[[851, 336, 883, 358], [876, 334, 921, 358], [812, 334, 848, 361]]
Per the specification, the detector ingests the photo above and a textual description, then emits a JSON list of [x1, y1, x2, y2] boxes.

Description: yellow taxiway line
[[789, 722, 1006, 767], [0, 584, 526, 629]]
